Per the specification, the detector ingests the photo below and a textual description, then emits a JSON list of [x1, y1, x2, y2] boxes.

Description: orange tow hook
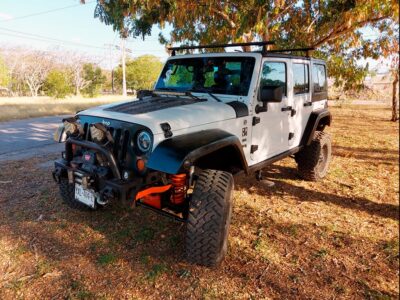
[[135, 185, 172, 209]]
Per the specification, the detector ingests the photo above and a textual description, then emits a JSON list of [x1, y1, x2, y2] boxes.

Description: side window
[[260, 62, 287, 95], [312, 64, 327, 93], [293, 63, 309, 94]]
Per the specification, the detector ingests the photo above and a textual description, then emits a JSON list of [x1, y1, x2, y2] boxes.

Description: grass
[[0, 105, 398, 299], [96, 253, 117, 266], [0, 95, 130, 122]]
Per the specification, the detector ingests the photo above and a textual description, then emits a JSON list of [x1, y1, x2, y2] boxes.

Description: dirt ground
[[0, 105, 398, 299]]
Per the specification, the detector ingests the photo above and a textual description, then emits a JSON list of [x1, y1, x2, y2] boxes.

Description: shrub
[[44, 70, 73, 98]]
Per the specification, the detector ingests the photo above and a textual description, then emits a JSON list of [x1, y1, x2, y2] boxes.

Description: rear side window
[[260, 62, 287, 95], [293, 63, 309, 94], [312, 64, 327, 93]]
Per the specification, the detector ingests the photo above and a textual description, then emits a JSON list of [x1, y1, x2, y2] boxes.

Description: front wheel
[[296, 131, 332, 181], [185, 169, 234, 267]]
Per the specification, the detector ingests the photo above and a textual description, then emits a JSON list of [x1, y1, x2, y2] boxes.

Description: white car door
[[250, 58, 291, 164], [288, 60, 312, 147]]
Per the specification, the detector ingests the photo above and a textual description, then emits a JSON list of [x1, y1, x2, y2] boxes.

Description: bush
[[81, 64, 106, 97], [44, 70, 73, 98]]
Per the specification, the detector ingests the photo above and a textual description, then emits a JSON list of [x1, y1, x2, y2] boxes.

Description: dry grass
[[0, 105, 398, 299], [0, 96, 129, 122]]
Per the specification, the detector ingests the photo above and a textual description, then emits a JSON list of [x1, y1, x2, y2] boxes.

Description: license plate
[[75, 184, 96, 208]]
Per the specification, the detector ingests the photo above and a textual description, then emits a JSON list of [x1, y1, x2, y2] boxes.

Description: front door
[[250, 58, 291, 164]]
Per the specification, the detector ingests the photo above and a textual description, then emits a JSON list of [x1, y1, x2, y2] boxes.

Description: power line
[[0, 27, 107, 50], [0, 1, 96, 23], [0, 27, 168, 53]]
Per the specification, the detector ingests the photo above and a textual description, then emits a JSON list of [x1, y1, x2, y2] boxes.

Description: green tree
[[115, 55, 162, 91], [0, 56, 10, 89], [84, 0, 399, 91], [81, 63, 106, 97], [44, 70, 73, 98]]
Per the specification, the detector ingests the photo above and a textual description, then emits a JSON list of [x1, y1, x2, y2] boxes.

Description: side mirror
[[255, 85, 284, 113], [260, 85, 283, 103]]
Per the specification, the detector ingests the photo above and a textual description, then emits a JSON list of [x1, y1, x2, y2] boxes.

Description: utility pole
[[121, 38, 127, 97], [105, 39, 131, 97]]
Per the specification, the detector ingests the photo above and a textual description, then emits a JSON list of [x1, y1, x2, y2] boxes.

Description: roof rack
[[168, 41, 275, 56], [264, 47, 315, 57]]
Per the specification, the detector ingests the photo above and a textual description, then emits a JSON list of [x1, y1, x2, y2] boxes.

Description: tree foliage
[[0, 56, 10, 88], [44, 70, 73, 98], [81, 63, 106, 97], [115, 55, 163, 91], [86, 0, 399, 90]]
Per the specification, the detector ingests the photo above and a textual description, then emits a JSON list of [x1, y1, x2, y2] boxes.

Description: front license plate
[[75, 184, 96, 208]]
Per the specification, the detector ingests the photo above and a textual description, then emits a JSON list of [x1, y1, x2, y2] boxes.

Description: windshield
[[155, 57, 255, 96]]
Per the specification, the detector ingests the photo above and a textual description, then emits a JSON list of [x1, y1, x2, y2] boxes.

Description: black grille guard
[[66, 137, 122, 180]]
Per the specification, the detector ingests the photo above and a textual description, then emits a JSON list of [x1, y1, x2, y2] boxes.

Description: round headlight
[[137, 131, 152, 152], [90, 125, 105, 142], [64, 121, 78, 135]]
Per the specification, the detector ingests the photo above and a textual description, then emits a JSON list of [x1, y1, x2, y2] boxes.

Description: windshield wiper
[[184, 91, 203, 101], [205, 91, 222, 102], [190, 89, 222, 102]]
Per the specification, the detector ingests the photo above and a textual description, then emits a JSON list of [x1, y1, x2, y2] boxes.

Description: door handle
[[281, 106, 292, 112], [281, 106, 296, 116]]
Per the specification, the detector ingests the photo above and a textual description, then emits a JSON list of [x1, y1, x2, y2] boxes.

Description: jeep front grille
[[81, 122, 132, 164]]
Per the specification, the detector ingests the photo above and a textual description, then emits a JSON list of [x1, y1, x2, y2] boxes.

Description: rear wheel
[[59, 178, 90, 210], [296, 131, 332, 181], [186, 169, 234, 267]]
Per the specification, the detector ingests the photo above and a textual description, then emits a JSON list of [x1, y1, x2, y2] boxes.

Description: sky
[[0, 1, 391, 72], [0, 0, 171, 69]]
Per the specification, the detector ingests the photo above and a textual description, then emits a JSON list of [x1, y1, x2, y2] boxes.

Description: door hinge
[[291, 109, 296, 117], [288, 132, 295, 140], [252, 116, 260, 126], [250, 145, 259, 153]]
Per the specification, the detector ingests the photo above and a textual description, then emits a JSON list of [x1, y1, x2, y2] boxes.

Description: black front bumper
[[53, 137, 145, 204]]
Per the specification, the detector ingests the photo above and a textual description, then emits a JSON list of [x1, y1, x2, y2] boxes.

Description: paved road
[[0, 115, 67, 162]]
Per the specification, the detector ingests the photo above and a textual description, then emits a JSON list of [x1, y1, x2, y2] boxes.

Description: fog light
[[123, 171, 130, 180], [90, 125, 105, 142], [64, 121, 78, 135]]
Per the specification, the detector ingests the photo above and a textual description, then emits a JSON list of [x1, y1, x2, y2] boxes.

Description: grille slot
[[80, 122, 131, 167]]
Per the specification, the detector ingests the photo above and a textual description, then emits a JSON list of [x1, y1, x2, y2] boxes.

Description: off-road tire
[[296, 131, 332, 181], [186, 169, 234, 267], [59, 178, 89, 210]]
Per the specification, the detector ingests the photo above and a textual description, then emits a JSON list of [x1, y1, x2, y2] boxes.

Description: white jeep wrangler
[[53, 42, 332, 267]]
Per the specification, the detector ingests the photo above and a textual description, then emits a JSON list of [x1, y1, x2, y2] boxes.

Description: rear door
[[288, 60, 312, 147]]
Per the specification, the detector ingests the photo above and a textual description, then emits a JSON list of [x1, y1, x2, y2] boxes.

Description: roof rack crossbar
[[168, 41, 275, 56], [266, 47, 315, 57]]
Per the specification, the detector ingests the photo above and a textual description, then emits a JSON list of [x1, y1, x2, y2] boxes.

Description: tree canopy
[[0, 56, 9, 89], [85, 0, 399, 90], [115, 55, 163, 91]]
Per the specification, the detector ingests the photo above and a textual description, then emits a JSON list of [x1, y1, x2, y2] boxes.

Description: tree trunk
[[27, 82, 36, 97], [391, 70, 399, 122], [75, 84, 80, 96]]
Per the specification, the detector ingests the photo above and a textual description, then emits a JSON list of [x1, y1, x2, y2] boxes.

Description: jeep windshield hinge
[[252, 117, 260, 126], [250, 145, 259, 153]]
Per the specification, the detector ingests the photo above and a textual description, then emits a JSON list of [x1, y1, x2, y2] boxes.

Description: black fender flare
[[301, 109, 332, 146], [147, 129, 248, 174]]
